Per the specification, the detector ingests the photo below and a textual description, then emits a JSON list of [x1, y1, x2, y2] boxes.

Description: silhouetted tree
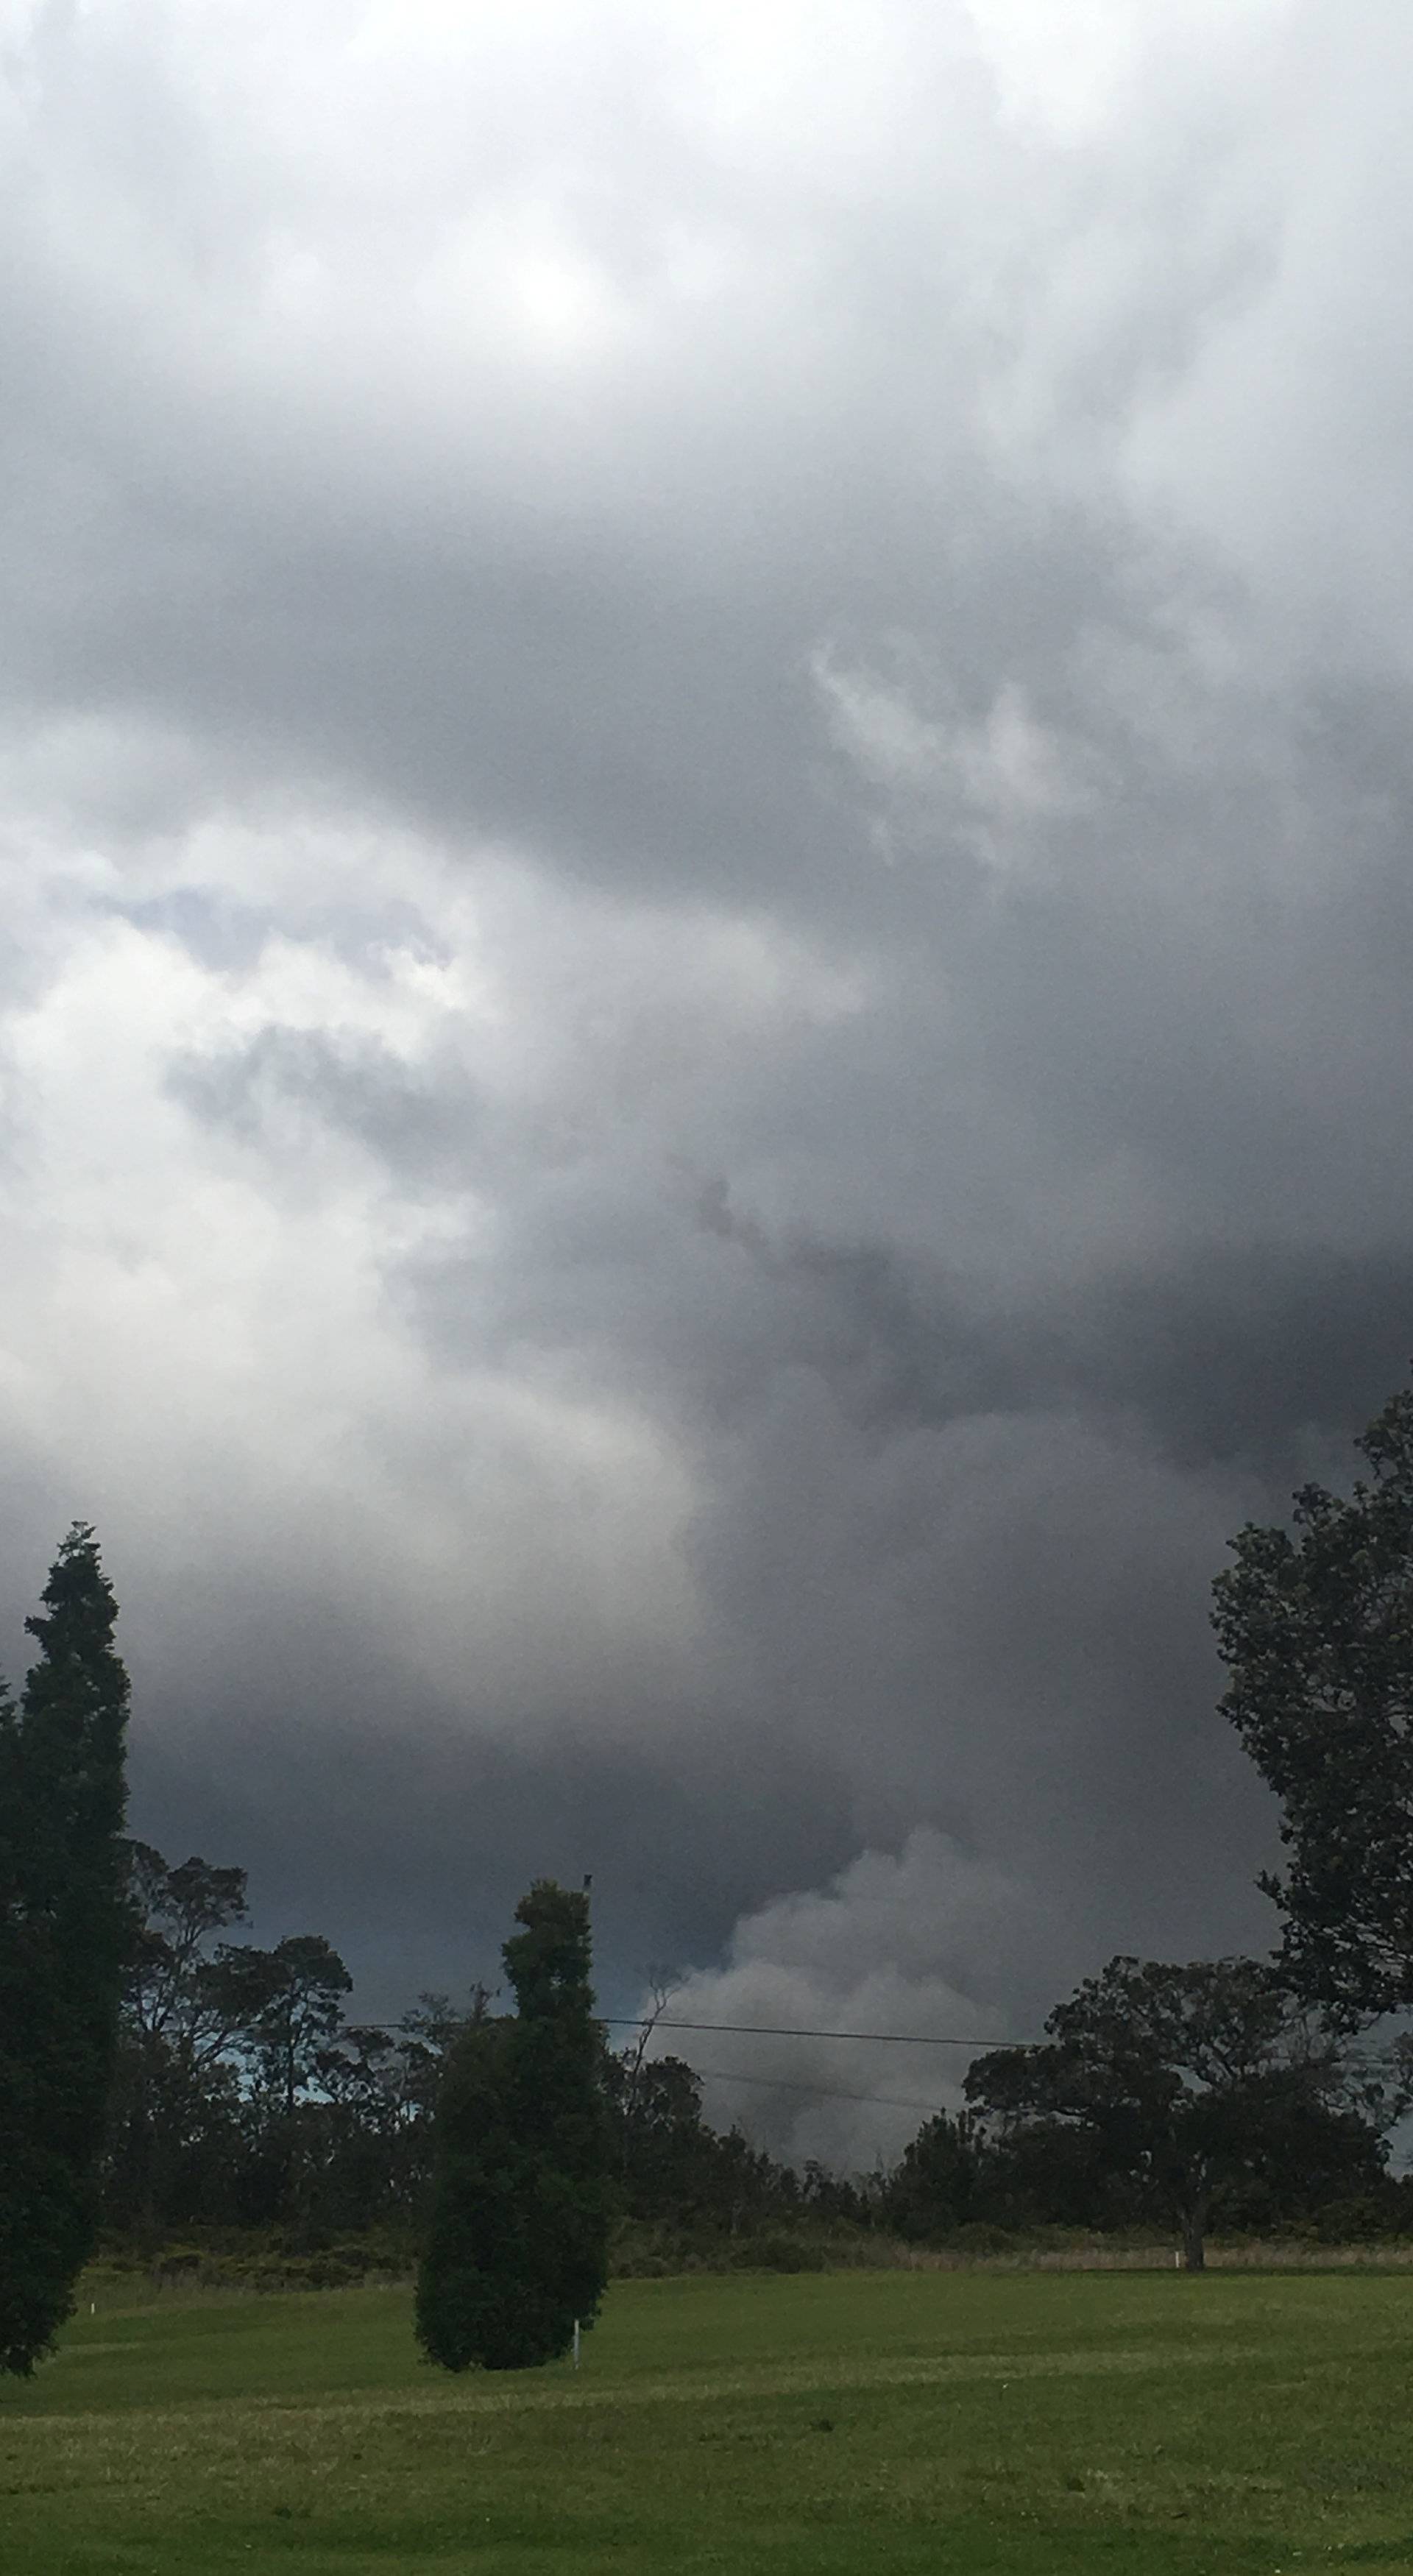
[[0, 1527, 131, 2373], [605, 2052, 720, 2219], [417, 1880, 608, 2371], [105, 1844, 252, 2234], [964, 1956, 1396, 2270], [1215, 1380, 1413, 2017], [242, 1935, 354, 2124], [882, 2110, 990, 2241]]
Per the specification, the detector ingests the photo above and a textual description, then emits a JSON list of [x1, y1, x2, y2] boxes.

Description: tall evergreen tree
[[0, 1526, 132, 2374], [417, 1880, 609, 2372]]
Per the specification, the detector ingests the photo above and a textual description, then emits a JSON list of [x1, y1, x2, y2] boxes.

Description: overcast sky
[[3, 0, 1412, 2164]]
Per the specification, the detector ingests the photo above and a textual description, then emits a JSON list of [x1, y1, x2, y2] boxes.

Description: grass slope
[[4, 2269, 1413, 2571]]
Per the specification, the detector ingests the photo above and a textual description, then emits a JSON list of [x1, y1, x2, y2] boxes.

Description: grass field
[[5, 2271, 1413, 2572]]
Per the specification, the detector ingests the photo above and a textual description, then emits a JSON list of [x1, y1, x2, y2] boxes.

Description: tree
[[105, 1845, 252, 2235], [124, 1847, 251, 2040], [416, 1880, 609, 2372], [102, 1839, 489, 2242], [241, 1935, 354, 2125], [604, 2051, 721, 2222], [963, 1956, 1392, 2270], [413, 2016, 517, 2368], [882, 2110, 990, 2242], [1214, 1381, 1413, 2017], [0, 1526, 131, 2373], [217, 1934, 353, 2228]]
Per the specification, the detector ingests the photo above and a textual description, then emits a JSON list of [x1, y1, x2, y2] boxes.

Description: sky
[[3, 0, 1412, 2166]]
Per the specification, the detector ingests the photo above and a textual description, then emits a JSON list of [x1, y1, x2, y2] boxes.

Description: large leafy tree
[[0, 1526, 132, 2374], [417, 1880, 609, 2371], [105, 1851, 359, 2237], [230, 1933, 354, 2229], [241, 1935, 354, 2123], [105, 1845, 252, 2234], [964, 1956, 1395, 2270], [124, 1845, 252, 2061], [1214, 1382, 1413, 2017], [104, 1839, 484, 2241]]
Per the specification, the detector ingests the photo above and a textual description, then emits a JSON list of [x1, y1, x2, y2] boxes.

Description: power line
[[688, 2064, 956, 2115], [344, 2013, 1034, 2049], [601, 2017, 1034, 2049], [325, 2024, 984, 2112], [323, 2016, 1024, 2114]]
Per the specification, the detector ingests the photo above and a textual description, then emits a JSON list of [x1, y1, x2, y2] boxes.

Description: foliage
[[602, 2048, 859, 2236], [1214, 1379, 1413, 2016], [101, 1846, 475, 2243], [411, 2018, 514, 2367], [105, 1845, 252, 2237], [416, 1880, 609, 2371], [605, 2050, 719, 2217], [882, 2109, 991, 2240], [963, 1955, 1398, 2269], [0, 1526, 132, 2374]]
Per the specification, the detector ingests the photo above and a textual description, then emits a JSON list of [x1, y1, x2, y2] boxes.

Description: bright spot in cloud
[[508, 248, 627, 361]]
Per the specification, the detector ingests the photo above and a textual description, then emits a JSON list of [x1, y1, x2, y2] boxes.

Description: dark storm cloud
[[2, 1, 1413, 2151], [131, 1688, 859, 2027], [696, 1221, 1413, 1479]]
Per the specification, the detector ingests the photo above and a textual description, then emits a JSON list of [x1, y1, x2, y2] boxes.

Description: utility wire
[[339, 2030, 976, 2113], [347, 2014, 1035, 2050], [333, 2019, 1024, 2112], [601, 2017, 1033, 2049], [688, 2064, 957, 2115]]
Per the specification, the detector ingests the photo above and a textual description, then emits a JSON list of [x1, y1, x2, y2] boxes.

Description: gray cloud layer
[[1, 0, 1409, 2156]]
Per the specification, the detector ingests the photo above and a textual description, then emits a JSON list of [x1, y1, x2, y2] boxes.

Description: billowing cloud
[[0, 1, 1409, 2156], [654, 1828, 1044, 2170]]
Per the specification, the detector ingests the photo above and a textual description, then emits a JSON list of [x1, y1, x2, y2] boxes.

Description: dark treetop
[[1215, 1381, 1413, 2018]]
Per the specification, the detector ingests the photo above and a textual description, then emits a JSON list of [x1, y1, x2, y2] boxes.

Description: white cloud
[[814, 651, 1109, 877], [965, 0, 1287, 144], [652, 1828, 1041, 2169]]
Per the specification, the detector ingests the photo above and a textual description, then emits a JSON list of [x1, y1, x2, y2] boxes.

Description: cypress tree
[[416, 1880, 609, 2372], [413, 2015, 519, 2371], [0, 1526, 132, 2374]]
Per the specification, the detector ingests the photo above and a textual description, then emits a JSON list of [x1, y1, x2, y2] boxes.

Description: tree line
[[93, 1838, 1413, 2279], [100, 1834, 865, 2252], [11, 1376, 1413, 2367]]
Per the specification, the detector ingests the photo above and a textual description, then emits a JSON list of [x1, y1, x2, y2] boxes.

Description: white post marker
[[573, 2319, 581, 2370]]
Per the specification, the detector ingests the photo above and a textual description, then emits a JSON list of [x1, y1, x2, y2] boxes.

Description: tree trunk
[[1180, 2207, 1207, 2271]]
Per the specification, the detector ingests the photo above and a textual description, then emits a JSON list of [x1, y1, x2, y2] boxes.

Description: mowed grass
[[6, 2271, 1413, 2574]]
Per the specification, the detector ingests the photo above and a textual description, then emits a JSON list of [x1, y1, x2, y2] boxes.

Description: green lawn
[[5, 2270, 1413, 2572]]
